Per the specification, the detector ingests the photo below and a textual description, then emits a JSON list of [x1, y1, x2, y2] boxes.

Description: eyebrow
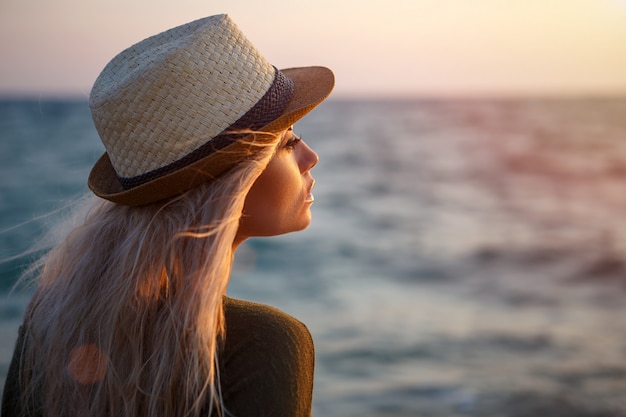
[[279, 127, 294, 146]]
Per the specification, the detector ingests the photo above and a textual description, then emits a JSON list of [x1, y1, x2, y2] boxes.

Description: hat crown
[[89, 14, 276, 179]]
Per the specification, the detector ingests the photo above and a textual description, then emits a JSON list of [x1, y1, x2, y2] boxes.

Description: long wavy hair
[[18, 131, 281, 417]]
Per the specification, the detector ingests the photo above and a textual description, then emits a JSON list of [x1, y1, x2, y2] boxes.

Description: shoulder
[[223, 297, 313, 348], [218, 297, 315, 417]]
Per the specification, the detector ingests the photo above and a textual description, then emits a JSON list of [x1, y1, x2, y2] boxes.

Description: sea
[[1, 97, 626, 416]]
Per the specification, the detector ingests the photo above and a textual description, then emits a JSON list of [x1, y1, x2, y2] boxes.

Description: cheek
[[248, 174, 293, 218], [239, 158, 306, 237]]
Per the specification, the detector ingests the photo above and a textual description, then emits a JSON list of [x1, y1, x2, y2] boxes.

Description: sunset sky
[[1, 0, 625, 98]]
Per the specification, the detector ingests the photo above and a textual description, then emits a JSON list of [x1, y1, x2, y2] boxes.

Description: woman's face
[[235, 127, 319, 244]]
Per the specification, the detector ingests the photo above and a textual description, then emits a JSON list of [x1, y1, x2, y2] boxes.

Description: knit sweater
[[1, 297, 315, 417]]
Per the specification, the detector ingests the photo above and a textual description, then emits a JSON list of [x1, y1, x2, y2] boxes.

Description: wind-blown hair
[[18, 132, 281, 417]]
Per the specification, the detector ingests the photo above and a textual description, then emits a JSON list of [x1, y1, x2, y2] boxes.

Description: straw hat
[[88, 14, 334, 206]]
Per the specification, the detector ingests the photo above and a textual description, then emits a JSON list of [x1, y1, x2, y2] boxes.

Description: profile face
[[235, 127, 319, 243]]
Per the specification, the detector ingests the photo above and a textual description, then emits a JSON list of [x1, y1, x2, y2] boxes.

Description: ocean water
[[1, 97, 626, 416]]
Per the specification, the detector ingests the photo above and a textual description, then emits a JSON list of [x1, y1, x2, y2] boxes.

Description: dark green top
[[1, 297, 315, 417]]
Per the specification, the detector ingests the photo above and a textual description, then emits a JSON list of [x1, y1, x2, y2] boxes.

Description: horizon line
[[1, 90, 626, 102]]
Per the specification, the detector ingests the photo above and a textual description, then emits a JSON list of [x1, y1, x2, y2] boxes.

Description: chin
[[281, 214, 313, 236], [296, 212, 313, 231]]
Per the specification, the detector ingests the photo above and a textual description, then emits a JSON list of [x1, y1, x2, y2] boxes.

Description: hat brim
[[88, 66, 334, 206]]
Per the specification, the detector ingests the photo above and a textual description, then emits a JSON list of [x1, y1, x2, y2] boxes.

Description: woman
[[2, 14, 334, 417]]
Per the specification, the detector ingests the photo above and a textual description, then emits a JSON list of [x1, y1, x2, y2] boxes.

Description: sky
[[1, 0, 625, 98]]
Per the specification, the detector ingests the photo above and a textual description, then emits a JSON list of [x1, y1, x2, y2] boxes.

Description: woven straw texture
[[89, 14, 275, 178]]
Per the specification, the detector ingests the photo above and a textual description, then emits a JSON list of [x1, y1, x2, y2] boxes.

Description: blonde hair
[[19, 132, 281, 417]]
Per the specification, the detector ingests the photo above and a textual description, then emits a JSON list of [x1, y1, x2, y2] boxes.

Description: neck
[[232, 235, 247, 254]]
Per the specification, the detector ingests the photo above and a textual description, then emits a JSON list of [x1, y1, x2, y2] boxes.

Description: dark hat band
[[118, 67, 294, 190]]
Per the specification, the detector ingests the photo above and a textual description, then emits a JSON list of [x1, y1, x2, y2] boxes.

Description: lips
[[305, 180, 315, 203]]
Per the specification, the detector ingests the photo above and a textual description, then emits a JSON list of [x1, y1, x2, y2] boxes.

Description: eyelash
[[285, 135, 302, 150]]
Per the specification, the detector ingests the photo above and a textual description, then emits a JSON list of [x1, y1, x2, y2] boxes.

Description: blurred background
[[2, 1, 626, 416]]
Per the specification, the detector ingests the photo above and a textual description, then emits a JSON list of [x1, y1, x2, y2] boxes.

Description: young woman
[[2, 14, 334, 417]]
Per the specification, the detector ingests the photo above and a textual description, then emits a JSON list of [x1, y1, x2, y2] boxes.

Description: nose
[[298, 140, 319, 172]]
